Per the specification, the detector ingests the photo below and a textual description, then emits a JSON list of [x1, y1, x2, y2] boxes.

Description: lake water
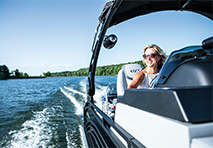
[[0, 76, 117, 148]]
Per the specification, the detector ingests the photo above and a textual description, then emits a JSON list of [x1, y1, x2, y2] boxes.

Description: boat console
[[118, 86, 212, 123], [153, 45, 213, 88]]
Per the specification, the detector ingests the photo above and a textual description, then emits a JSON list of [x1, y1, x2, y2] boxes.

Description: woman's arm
[[128, 71, 145, 88]]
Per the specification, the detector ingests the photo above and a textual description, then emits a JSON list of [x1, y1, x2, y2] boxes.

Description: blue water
[[0, 76, 117, 148]]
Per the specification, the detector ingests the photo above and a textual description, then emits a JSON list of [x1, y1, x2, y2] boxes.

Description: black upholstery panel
[[118, 87, 213, 123]]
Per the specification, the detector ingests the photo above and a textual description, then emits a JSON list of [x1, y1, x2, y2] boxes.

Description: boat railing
[[84, 100, 146, 148]]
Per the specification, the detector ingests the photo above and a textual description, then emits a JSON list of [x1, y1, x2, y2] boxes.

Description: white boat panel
[[191, 137, 213, 148], [114, 103, 213, 148]]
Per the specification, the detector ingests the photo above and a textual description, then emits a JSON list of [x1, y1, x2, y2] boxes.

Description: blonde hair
[[143, 44, 167, 70]]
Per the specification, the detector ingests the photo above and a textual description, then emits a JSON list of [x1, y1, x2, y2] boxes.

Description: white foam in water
[[62, 79, 89, 148], [64, 86, 87, 98], [65, 120, 76, 148], [94, 85, 107, 109], [65, 124, 88, 148], [61, 78, 111, 148], [62, 79, 88, 148], [79, 125, 88, 148], [60, 87, 83, 115], [79, 78, 87, 94], [5, 108, 58, 148]]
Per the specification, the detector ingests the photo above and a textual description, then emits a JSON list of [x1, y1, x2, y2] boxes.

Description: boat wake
[[60, 78, 89, 148], [60, 87, 83, 115], [60, 78, 109, 114], [0, 106, 66, 148], [60, 78, 112, 148], [0, 77, 117, 148]]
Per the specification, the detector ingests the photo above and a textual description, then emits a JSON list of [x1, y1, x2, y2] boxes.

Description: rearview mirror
[[103, 34, 117, 49]]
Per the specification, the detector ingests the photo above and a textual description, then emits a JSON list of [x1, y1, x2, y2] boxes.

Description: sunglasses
[[142, 53, 158, 59]]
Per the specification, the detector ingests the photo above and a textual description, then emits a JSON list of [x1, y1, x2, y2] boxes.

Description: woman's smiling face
[[144, 48, 161, 68]]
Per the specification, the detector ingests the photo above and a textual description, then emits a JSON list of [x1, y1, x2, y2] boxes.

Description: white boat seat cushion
[[117, 64, 142, 97]]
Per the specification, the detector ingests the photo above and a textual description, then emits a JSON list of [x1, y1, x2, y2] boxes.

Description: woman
[[128, 44, 167, 88]]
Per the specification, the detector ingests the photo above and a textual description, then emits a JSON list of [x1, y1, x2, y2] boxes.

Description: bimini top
[[99, 0, 213, 27]]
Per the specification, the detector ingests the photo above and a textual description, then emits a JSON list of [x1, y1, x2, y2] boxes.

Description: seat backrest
[[117, 64, 142, 96]]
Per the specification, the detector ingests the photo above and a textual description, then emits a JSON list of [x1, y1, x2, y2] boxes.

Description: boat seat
[[117, 64, 142, 97]]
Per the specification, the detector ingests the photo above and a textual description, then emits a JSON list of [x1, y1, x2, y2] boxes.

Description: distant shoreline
[[9, 76, 46, 79]]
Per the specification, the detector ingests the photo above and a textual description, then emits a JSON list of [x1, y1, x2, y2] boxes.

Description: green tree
[[15, 69, 20, 78], [0, 65, 10, 79], [43, 60, 144, 77], [23, 73, 29, 78], [0, 72, 5, 80], [43, 71, 51, 77]]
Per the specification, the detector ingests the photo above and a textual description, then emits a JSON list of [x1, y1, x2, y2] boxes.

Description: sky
[[0, 0, 212, 76]]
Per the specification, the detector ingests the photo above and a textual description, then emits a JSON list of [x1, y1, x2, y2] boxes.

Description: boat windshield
[[154, 46, 213, 86], [168, 46, 213, 63]]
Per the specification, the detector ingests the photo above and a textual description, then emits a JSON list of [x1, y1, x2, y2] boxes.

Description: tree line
[[10, 69, 29, 79], [0, 65, 34, 80], [43, 60, 144, 77], [1, 60, 144, 80]]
